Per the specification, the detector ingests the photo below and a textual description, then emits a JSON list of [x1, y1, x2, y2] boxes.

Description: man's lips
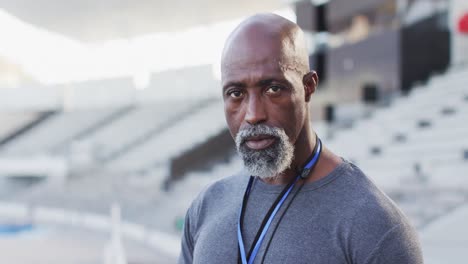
[[244, 135, 276, 150]]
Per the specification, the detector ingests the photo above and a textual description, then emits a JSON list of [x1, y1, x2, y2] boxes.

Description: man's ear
[[303, 71, 319, 102]]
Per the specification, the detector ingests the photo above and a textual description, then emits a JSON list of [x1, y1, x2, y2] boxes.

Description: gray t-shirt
[[178, 161, 423, 264]]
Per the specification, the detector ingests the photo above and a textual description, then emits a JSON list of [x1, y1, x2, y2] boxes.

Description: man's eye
[[228, 90, 244, 98], [266, 85, 283, 94]]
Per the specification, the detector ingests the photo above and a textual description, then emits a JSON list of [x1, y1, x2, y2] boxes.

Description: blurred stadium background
[[0, 0, 467, 263]]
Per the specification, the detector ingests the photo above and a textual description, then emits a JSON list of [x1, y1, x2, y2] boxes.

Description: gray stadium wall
[[295, 0, 316, 31], [327, 0, 395, 33], [325, 29, 401, 100], [323, 12, 450, 100], [400, 12, 451, 92]]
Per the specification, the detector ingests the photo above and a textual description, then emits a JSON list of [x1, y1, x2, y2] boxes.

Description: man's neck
[[260, 146, 343, 186], [260, 127, 317, 185]]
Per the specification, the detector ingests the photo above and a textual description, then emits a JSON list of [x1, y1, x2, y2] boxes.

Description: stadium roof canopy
[[0, 0, 285, 42]]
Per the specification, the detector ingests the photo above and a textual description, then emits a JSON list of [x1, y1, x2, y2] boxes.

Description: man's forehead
[[222, 54, 305, 83], [223, 38, 284, 64], [223, 56, 284, 71], [221, 58, 293, 81], [221, 36, 304, 78], [222, 39, 294, 72]]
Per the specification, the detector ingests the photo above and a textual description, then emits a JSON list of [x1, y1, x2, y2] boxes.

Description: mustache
[[235, 124, 282, 147]]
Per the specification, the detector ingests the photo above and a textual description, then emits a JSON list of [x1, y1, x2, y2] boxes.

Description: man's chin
[[243, 162, 282, 179]]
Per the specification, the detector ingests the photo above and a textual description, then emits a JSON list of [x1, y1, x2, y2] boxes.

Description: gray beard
[[235, 124, 295, 180]]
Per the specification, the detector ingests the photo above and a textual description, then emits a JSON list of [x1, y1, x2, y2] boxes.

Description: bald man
[[178, 14, 423, 264]]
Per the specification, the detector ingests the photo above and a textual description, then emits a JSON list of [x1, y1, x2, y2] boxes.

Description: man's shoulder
[[329, 162, 421, 262], [341, 162, 408, 220], [335, 161, 415, 237]]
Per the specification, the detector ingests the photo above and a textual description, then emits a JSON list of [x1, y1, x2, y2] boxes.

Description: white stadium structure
[[0, 0, 467, 263]]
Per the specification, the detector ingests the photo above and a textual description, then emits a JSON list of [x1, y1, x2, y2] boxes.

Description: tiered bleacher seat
[[79, 99, 205, 161], [107, 99, 227, 172], [326, 68, 468, 191], [322, 67, 468, 230], [0, 112, 41, 142], [0, 108, 124, 156]]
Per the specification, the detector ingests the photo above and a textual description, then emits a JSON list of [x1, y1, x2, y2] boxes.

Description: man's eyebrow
[[222, 81, 245, 91], [256, 78, 287, 87], [256, 78, 276, 87], [222, 78, 287, 91]]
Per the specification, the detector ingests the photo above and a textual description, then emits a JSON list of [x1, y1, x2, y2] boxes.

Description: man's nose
[[244, 95, 267, 125]]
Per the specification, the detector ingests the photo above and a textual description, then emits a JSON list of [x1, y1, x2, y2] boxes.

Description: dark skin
[[221, 14, 342, 185]]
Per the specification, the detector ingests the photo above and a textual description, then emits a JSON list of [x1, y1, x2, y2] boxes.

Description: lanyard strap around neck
[[238, 175, 299, 264], [237, 137, 322, 264]]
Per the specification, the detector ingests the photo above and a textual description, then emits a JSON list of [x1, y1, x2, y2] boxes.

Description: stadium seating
[[420, 203, 468, 264], [1, 65, 467, 237], [0, 112, 42, 141], [325, 67, 468, 229], [106, 99, 227, 172], [0, 107, 124, 155], [78, 99, 206, 162]]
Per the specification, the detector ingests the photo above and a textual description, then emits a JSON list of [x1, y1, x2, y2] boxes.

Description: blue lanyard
[[237, 138, 322, 264]]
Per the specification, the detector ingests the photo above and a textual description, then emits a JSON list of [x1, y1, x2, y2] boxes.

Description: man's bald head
[[221, 13, 310, 79]]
